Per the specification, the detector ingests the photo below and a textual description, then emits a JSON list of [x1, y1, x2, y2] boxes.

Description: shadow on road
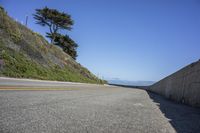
[[147, 91, 200, 133]]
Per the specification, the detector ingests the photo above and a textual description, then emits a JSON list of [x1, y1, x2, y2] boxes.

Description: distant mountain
[[108, 79, 155, 86]]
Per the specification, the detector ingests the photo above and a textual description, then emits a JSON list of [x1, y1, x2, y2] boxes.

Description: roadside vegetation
[[0, 6, 106, 84]]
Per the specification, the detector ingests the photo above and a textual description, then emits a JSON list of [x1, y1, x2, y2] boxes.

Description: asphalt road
[[0, 77, 91, 88], [0, 77, 200, 133]]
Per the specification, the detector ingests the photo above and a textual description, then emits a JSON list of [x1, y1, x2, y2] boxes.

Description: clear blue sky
[[1, 0, 200, 81]]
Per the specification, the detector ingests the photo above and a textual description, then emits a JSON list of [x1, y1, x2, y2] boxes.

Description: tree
[[51, 33, 78, 60], [33, 7, 78, 60], [33, 7, 73, 43]]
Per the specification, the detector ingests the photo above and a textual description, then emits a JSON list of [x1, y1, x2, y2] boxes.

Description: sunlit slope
[[0, 8, 105, 84]]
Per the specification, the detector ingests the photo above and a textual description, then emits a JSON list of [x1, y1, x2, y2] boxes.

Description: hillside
[[0, 7, 106, 84]]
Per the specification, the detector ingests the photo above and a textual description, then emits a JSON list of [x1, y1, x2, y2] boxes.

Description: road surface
[[0, 77, 200, 133], [0, 77, 93, 88]]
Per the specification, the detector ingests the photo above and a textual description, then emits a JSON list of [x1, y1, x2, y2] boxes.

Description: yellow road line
[[0, 87, 79, 91]]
